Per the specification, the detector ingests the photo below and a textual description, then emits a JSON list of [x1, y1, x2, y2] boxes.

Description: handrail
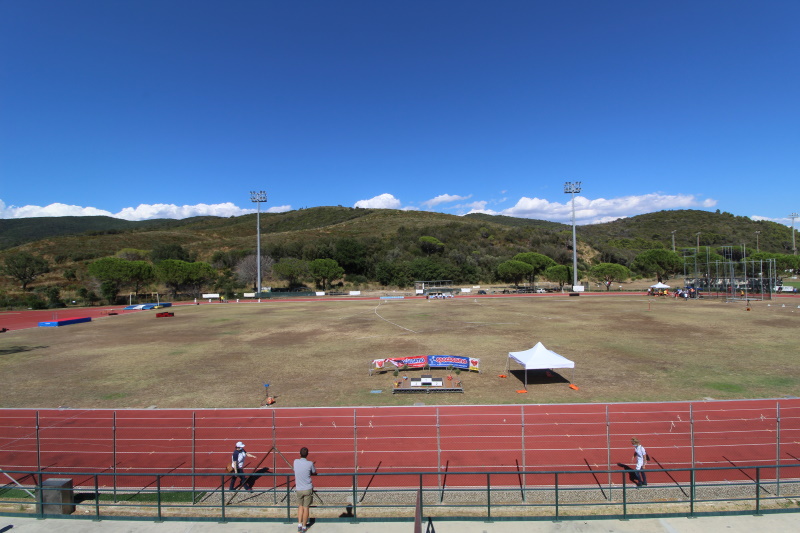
[[3, 463, 799, 523]]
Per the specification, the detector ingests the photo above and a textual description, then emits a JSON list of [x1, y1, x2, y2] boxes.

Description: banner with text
[[371, 355, 480, 372]]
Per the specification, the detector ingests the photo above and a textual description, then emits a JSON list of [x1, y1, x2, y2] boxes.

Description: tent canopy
[[650, 282, 670, 288], [507, 342, 575, 389]]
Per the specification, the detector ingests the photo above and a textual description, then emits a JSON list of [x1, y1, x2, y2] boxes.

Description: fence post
[[285, 474, 292, 522], [220, 475, 226, 523], [606, 405, 611, 499], [353, 409, 358, 480], [436, 408, 442, 491], [554, 472, 559, 522], [352, 473, 358, 523], [272, 409, 278, 503], [776, 402, 781, 497], [486, 472, 492, 522], [690, 403, 695, 470], [113, 410, 117, 502], [155, 475, 162, 522], [755, 467, 761, 516], [36, 411, 41, 473], [689, 468, 695, 518], [94, 474, 100, 520], [621, 471, 628, 520], [520, 405, 526, 502], [191, 411, 196, 500]]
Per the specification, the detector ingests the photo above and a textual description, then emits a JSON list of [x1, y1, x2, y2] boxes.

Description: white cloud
[[353, 193, 402, 209], [421, 194, 471, 208], [751, 214, 798, 227], [114, 202, 252, 220], [0, 199, 286, 221], [466, 193, 718, 224], [0, 200, 114, 218]]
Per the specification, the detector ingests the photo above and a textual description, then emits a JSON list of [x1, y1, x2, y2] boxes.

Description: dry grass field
[[1, 294, 799, 409]]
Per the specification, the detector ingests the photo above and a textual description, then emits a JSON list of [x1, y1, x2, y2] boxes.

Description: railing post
[[36, 411, 41, 474], [776, 402, 781, 497], [621, 471, 628, 520], [219, 475, 226, 523], [191, 411, 196, 501], [94, 474, 100, 521], [486, 472, 492, 522], [285, 474, 292, 522], [755, 467, 762, 516], [521, 405, 526, 502], [554, 472, 559, 522], [418, 473, 423, 521], [351, 473, 358, 523], [155, 475, 162, 522], [689, 468, 695, 518], [113, 411, 117, 502], [36, 471, 43, 519]]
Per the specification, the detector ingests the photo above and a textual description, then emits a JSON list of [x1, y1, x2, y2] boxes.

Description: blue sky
[[1, 1, 798, 226]]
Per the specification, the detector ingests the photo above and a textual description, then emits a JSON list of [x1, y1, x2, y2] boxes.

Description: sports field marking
[[372, 302, 417, 333]]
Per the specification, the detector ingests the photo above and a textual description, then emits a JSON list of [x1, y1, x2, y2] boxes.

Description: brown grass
[[1, 295, 799, 408]]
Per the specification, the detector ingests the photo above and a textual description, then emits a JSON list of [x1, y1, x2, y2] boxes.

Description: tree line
[[4, 234, 799, 308]]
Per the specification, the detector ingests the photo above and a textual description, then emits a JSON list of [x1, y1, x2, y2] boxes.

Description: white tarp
[[650, 282, 670, 289], [507, 342, 575, 389]]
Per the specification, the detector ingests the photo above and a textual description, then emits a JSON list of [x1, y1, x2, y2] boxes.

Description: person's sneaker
[[298, 526, 303, 532], [301, 527, 307, 533]]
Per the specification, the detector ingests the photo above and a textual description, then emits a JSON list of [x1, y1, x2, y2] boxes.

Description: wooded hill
[[0, 207, 796, 297]]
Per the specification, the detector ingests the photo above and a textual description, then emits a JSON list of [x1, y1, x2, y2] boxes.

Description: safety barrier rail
[[2, 464, 800, 524]]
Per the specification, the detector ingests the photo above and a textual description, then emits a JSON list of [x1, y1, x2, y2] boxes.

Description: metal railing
[[3, 463, 800, 523]]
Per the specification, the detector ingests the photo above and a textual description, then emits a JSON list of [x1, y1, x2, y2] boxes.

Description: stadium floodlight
[[791, 213, 799, 255], [671, 230, 677, 252], [755, 230, 761, 252], [564, 181, 582, 288], [250, 191, 268, 296], [696, 232, 701, 250]]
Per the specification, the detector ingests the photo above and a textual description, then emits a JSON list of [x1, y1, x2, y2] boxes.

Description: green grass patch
[[100, 392, 128, 400], [93, 490, 205, 503], [705, 382, 746, 393], [0, 488, 34, 499]]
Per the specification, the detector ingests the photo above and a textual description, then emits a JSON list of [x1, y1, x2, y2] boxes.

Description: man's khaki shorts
[[297, 489, 313, 507]]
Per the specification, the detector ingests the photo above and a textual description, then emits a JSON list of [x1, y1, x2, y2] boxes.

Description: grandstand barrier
[[1, 465, 799, 523]]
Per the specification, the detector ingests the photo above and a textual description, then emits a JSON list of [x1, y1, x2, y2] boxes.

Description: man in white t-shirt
[[631, 437, 648, 487]]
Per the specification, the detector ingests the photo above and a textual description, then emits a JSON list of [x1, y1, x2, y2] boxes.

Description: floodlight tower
[[671, 230, 677, 252], [791, 213, 799, 255], [564, 181, 582, 288], [696, 232, 701, 250], [250, 191, 267, 295], [755, 230, 761, 252]]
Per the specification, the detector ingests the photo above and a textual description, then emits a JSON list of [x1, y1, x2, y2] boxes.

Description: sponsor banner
[[428, 355, 470, 369], [372, 355, 481, 372], [386, 356, 428, 368]]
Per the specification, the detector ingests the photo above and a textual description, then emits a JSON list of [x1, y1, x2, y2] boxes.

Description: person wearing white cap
[[229, 441, 257, 491]]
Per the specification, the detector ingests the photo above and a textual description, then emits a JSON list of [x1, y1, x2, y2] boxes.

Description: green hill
[[0, 207, 796, 297]]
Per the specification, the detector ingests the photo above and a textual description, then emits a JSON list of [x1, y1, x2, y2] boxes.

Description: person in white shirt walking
[[631, 437, 648, 487], [229, 441, 256, 491], [293, 447, 317, 533]]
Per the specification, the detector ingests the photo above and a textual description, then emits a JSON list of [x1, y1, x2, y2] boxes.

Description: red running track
[[2, 399, 800, 491]]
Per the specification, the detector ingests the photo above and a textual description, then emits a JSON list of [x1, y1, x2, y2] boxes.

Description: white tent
[[507, 342, 575, 389], [650, 282, 670, 289]]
